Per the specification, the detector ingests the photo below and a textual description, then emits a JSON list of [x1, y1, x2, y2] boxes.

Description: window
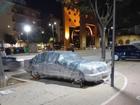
[[69, 18, 71, 22], [68, 11, 71, 15], [118, 39, 123, 45], [125, 40, 130, 44]]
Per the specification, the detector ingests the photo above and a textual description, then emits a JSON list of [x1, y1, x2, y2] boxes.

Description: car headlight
[[96, 66, 107, 72]]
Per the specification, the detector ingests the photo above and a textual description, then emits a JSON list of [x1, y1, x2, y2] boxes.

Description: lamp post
[[111, 0, 116, 87], [49, 22, 56, 48]]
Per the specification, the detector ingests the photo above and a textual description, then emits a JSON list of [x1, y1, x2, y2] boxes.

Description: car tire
[[115, 55, 119, 61], [79, 79, 84, 88], [31, 71, 40, 80], [77, 72, 84, 88], [72, 72, 84, 88]]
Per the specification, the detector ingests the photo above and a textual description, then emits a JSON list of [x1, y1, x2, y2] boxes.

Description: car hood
[[67, 59, 107, 73]]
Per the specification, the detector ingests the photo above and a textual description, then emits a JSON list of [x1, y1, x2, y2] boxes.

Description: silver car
[[24, 51, 110, 86]]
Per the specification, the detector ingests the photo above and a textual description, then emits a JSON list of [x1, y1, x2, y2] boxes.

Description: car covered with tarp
[[24, 51, 110, 86]]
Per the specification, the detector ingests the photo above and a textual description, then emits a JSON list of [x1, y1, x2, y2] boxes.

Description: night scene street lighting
[[49, 22, 56, 48], [41, 31, 45, 34], [23, 24, 32, 44]]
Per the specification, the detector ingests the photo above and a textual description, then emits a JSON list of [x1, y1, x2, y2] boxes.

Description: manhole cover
[[136, 96, 140, 101]]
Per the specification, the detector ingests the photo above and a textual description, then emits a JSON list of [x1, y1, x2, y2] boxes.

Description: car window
[[31, 52, 47, 64], [115, 46, 125, 51], [57, 52, 81, 66], [133, 43, 140, 49], [46, 52, 60, 63], [62, 53, 82, 60]]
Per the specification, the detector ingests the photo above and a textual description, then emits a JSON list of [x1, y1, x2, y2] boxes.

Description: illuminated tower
[[64, 7, 80, 49]]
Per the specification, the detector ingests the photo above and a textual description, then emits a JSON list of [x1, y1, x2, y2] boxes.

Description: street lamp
[[49, 22, 56, 48], [111, 0, 116, 87], [41, 31, 45, 34], [23, 24, 31, 44]]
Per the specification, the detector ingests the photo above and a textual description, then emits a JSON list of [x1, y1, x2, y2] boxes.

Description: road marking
[[136, 96, 140, 101], [101, 72, 128, 105]]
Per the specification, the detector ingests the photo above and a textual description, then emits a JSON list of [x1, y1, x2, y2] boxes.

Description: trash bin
[[24, 47, 29, 53]]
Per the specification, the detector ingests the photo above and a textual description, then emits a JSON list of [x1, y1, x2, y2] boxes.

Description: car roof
[[130, 41, 140, 44], [43, 51, 76, 55], [115, 45, 134, 47]]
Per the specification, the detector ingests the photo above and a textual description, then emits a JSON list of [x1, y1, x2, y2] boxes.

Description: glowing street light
[[23, 24, 32, 43], [41, 31, 45, 34], [49, 22, 57, 48]]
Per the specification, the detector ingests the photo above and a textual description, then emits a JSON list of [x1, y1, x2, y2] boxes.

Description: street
[[106, 60, 140, 105]]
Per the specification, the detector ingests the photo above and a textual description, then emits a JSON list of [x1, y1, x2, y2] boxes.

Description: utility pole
[[0, 53, 6, 88], [111, 0, 116, 87]]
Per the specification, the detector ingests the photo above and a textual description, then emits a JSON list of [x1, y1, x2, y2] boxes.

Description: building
[[116, 34, 140, 45], [0, 0, 42, 48], [63, 6, 99, 50]]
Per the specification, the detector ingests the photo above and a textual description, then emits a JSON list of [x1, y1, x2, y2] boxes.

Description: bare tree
[[58, 0, 113, 60], [89, 0, 113, 61], [0, 53, 6, 88]]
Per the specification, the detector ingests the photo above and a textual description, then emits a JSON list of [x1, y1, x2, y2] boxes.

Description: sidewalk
[[0, 49, 126, 105], [0, 71, 126, 105]]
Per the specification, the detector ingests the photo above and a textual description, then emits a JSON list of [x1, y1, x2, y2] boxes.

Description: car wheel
[[31, 71, 40, 80], [79, 79, 84, 88], [114, 55, 119, 61], [73, 72, 84, 88]]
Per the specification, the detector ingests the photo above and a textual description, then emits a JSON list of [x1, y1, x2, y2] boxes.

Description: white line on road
[[101, 72, 128, 105]]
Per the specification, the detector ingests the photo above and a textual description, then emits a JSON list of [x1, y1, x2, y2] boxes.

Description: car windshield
[[133, 43, 140, 49]]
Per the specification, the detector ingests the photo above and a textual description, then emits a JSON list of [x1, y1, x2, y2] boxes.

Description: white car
[[24, 51, 110, 87]]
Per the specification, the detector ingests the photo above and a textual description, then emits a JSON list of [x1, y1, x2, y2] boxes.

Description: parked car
[[2, 56, 21, 71], [115, 45, 140, 60], [24, 51, 110, 87], [5, 48, 12, 55], [129, 41, 140, 49]]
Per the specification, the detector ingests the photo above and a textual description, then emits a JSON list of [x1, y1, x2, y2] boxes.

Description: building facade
[[63, 6, 100, 50], [0, 0, 42, 47]]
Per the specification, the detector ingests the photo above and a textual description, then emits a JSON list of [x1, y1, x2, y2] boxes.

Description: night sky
[[25, 0, 62, 19]]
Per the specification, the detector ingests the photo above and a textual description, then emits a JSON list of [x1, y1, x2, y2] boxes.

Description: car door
[[57, 55, 73, 79], [129, 45, 140, 59], [43, 52, 61, 77], [125, 46, 132, 58]]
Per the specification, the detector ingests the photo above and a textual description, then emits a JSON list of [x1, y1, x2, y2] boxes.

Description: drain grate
[[136, 96, 140, 101]]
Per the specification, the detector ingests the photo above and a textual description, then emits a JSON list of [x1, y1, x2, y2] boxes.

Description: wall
[[116, 35, 140, 45]]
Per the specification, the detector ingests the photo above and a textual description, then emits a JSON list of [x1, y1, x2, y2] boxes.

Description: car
[[2, 56, 21, 71], [130, 41, 140, 49], [114, 45, 140, 61], [24, 51, 110, 87]]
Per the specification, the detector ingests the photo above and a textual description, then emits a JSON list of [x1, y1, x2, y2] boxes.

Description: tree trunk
[[97, 23, 106, 61], [80, 14, 87, 50], [0, 53, 6, 88], [102, 27, 106, 61]]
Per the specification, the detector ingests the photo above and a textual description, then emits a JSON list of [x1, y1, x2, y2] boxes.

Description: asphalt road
[[106, 60, 140, 105]]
